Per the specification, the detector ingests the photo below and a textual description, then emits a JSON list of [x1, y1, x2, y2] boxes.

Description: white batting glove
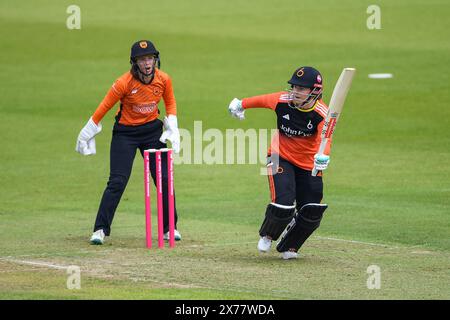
[[313, 154, 330, 171], [78, 138, 97, 156], [228, 98, 245, 120], [159, 115, 180, 154], [76, 117, 102, 155]]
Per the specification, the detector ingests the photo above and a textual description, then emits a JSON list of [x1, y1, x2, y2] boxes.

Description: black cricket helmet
[[287, 66, 323, 109]]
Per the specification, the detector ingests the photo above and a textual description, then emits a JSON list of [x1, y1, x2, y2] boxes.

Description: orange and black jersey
[[92, 69, 176, 126], [242, 91, 331, 171]]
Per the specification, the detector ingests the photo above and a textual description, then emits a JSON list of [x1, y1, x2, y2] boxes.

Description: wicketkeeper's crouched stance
[[76, 40, 182, 245], [228, 66, 331, 259]]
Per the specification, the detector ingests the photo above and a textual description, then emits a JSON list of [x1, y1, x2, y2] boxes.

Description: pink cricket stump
[[155, 150, 164, 248], [168, 149, 175, 248], [143, 150, 152, 248], [143, 148, 176, 249]]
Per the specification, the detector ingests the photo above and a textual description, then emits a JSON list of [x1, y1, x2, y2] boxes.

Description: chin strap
[[131, 58, 160, 84]]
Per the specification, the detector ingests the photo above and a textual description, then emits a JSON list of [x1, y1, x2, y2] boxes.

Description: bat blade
[[327, 68, 356, 119], [312, 68, 355, 176]]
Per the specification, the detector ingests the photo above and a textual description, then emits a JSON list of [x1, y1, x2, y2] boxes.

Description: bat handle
[[311, 168, 319, 176]]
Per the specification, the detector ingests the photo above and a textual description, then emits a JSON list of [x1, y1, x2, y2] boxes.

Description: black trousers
[[94, 119, 178, 236], [267, 156, 323, 210]]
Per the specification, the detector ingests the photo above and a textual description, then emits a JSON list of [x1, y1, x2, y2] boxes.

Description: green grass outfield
[[0, 0, 449, 299]]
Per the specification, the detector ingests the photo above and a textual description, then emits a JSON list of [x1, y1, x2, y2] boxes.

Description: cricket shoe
[[257, 236, 272, 253], [163, 229, 181, 241], [281, 250, 298, 260], [90, 229, 105, 245]]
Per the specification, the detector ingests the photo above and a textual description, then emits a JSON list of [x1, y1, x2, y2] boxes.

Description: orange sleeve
[[162, 75, 177, 116], [325, 136, 332, 155], [242, 92, 281, 111], [91, 78, 127, 124], [316, 120, 332, 156]]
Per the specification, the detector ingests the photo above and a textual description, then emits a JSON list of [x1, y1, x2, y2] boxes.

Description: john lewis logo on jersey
[[280, 124, 312, 137]]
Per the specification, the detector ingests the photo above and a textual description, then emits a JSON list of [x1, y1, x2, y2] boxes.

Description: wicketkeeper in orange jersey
[[228, 67, 330, 259], [76, 40, 181, 245]]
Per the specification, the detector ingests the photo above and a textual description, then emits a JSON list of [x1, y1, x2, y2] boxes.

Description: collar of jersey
[[296, 100, 318, 112]]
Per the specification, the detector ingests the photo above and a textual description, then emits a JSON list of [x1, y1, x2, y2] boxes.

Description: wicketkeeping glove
[[75, 117, 102, 155], [313, 154, 330, 171], [228, 98, 245, 120], [159, 115, 180, 153]]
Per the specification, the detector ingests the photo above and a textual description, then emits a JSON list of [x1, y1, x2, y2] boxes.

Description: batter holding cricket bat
[[228, 66, 355, 259]]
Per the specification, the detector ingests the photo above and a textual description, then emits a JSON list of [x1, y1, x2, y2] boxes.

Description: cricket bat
[[312, 67, 356, 176]]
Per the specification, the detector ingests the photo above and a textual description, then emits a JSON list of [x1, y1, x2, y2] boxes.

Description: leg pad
[[259, 203, 296, 241], [276, 203, 328, 252]]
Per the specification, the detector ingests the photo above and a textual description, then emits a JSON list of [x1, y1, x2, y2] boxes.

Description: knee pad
[[276, 203, 328, 252], [259, 203, 296, 241]]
